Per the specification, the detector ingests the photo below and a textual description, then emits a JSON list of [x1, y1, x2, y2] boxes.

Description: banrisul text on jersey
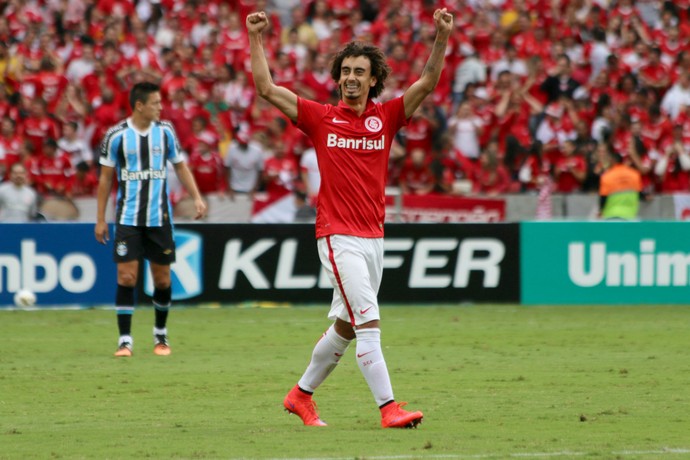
[[326, 134, 386, 150], [120, 168, 168, 181]]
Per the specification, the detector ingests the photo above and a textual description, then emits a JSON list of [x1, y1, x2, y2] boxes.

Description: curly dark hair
[[330, 41, 391, 100]]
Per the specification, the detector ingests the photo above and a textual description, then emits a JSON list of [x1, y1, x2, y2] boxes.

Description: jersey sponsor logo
[[120, 168, 167, 181], [326, 133, 385, 150], [332, 117, 349, 124], [364, 116, 383, 132]]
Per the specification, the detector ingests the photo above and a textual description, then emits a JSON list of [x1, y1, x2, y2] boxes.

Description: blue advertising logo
[[144, 229, 203, 300], [0, 223, 116, 306]]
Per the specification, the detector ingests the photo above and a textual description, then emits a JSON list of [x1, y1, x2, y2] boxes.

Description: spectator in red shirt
[[553, 139, 587, 193], [89, 87, 123, 150], [298, 52, 338, 104], [19, 98, 61, 156], [188, 139, 227, 195], [518, 141, 553, 193], [0, 116, 23, 180], [641, 104, 673, 152], [536, 101, 577, 160], [402, 99, 440, 156], [223, 68, 256, 128], [658, 25, 684, 69], [469, 9, 495, 58], [387, 42, 412, 90], [271, 51, 299, 93], [29, 138, 74, 197], [511, 12, 536, 58], [20, 57, 68, 113], [473, 141, 512, 195], [494, 86, 544, 172], [165, 87, 202, 149], [81, 44, 122, 106], [71, 160, 99, 197], [398, 147, 436, 195], [638, 46, 671, 94], [654, 124, 690, 193], [611, 72, 638, 109], [96, 0, 135, 19], [160, 59, 188, 103], [429, 134, 476, 195], [610, 0, 643, 27], [261, 140, 299, 198]]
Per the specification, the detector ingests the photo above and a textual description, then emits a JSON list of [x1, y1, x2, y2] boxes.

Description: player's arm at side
[[95, 165, 114, 243], [247, 11, 298, 122], [402, 8, 453, 119], [173, 161, 206, 220]]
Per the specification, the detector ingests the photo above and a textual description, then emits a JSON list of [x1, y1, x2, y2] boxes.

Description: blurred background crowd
[[1, 0, 690, 221]]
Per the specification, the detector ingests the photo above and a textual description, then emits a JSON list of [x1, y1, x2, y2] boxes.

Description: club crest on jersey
[[152, 146, 162, 155], [364, 116, 383, 132]]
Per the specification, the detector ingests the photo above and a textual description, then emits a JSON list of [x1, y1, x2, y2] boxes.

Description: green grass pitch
[[2, 304, 690, 459]]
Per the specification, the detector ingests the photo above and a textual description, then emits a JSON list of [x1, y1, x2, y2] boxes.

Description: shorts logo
[[364, 116, 383, 133], [116, 242, 128, 257]]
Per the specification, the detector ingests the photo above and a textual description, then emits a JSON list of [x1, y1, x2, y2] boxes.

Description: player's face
[[339, 56, 377, 102], [139, 91, 163, 123]]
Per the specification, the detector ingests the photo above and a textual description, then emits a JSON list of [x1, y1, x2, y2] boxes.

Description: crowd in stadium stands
[[1, 0, 690, 215]]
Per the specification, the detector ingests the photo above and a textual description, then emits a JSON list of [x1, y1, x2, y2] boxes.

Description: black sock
[[116, 284, 135, 337], [153, 286, 171, 330], [117, 313, 132, 337]]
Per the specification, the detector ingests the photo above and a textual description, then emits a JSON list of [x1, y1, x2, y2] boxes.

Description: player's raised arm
[[247, 12, 298, 122], [402, 8, 453, 119]]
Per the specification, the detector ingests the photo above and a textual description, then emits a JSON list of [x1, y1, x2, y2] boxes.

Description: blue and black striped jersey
[[100, 118, 184, 227]]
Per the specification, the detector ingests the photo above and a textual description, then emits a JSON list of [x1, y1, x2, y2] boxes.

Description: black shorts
[[113, 224, 176, 265]]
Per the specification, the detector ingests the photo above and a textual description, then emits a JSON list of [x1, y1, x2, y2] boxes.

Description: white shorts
[[317, 235, 383, 326]]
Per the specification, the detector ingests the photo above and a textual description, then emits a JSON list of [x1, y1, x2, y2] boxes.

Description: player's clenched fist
[[246, 12, 268, 33], [433, 8, 453, 34]]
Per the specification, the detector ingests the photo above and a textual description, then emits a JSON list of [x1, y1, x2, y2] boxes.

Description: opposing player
[[95, 81, 206, 357], [247, 9, 453, 428]]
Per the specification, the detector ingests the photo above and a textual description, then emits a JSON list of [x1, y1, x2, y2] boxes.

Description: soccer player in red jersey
[[247, 8, 453, 429]]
